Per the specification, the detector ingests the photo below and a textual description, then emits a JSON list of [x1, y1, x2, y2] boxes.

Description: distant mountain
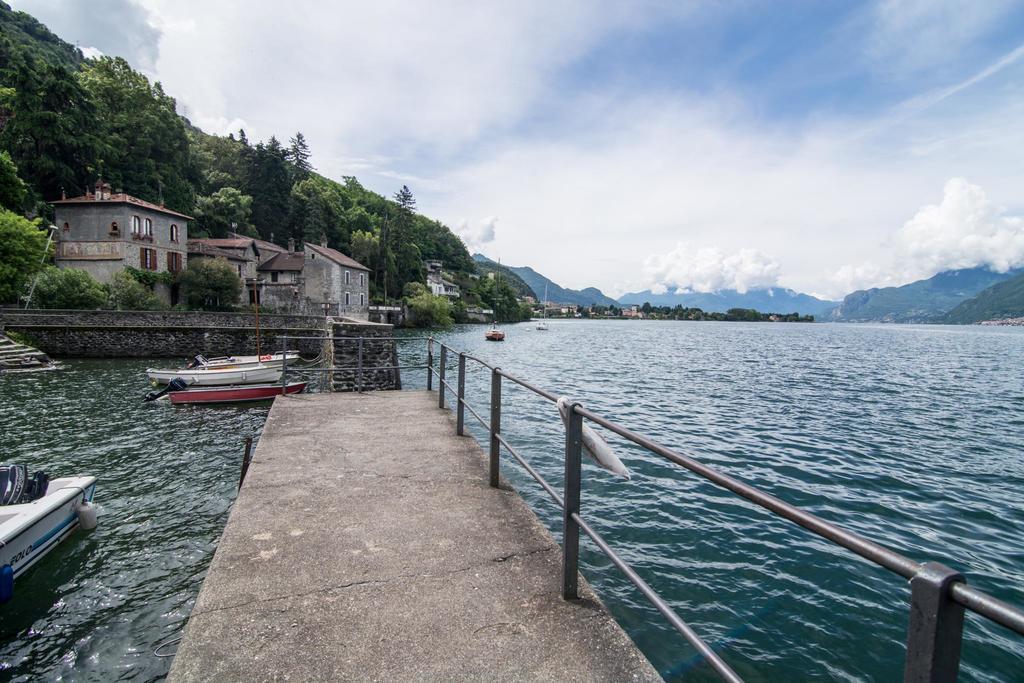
[[617, 287, 838, 317], [830, 267, 1022, 323], [471, 254, 537, 299], [472, 254, 617, 306], [942, 271, 1024, 324]]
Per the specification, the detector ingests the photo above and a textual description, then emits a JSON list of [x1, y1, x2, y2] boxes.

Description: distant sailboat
[[486, 262, 506, 341], [536, 284, 549, 330]]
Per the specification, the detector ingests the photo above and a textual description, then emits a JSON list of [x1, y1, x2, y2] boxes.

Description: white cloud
[[642, 244, 781, 294], [456, 217, 498, 252], [867, 0, 1016, 78], [895, 178, 1024, 277], [831, 177, 1024, 295], [80, 46, 104, 60]]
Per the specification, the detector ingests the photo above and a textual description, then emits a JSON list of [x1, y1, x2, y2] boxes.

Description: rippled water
[[401, 321, 1024, 681], [0, 360, 267, 681], [2, 322, 1023, 681]]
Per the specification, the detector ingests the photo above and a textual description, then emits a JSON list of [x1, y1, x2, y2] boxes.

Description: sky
[[15, 0, 1024, 299]]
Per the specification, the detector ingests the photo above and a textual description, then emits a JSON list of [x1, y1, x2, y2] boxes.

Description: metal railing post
[[357, 337, 364, 393], [426, 338, 433, 391], [279, 337, 288, 395], [489, 369, 501, 488], [903, 562, 965, 683], [457, 353, 466, 435], [562, 401, 583, 600], [438, 345, 447, 409]]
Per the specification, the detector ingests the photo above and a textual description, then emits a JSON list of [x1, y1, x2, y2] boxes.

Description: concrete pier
[[168, 391, 659, 681]]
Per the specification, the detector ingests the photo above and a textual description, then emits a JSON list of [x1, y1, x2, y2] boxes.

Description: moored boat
[[168, 381, 307, 404], [146, 364, 283, 386], [184, 351, 300, 370], [1, 469, 97, 604]]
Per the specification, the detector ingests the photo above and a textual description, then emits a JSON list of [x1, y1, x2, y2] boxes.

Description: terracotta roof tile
[[257, 252, 305, 272], [52, 192, 194, 220], [305, 242, 370, 271]]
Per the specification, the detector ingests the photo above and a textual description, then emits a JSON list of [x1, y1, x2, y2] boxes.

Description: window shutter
[[140, 247, 146, 268]]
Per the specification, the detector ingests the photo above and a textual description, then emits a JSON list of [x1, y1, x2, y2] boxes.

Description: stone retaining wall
[[0, 309, 327, 358], [330, 320, 401, 391]]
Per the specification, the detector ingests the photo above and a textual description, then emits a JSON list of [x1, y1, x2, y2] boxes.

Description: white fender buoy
[[557, 397, 630, 479], [76, 501, 98, 530]]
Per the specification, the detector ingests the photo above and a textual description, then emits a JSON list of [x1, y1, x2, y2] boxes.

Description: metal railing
[[425, 337, 1024, 682], [275, 335, 431, 393]]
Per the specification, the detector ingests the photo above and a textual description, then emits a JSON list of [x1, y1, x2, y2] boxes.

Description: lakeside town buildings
[[52, 182, 371, 318], [52, 181, 191, 304]]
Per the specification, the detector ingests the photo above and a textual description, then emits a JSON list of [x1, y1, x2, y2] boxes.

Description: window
[[62, 222, 70, 232], [170, 224, 179, 242], [345, 292, 351, 306], [237, 264, 242, 277], [144, 218, 153, 237], [360, 293, 365, 306], [132, 216, 141, 235], [345, 270, 351, 285], [359, 272, 365, 287], [140, 247, 158, 271], [110, 221, 120, 235], [271, 272, 279, 283], [167, 252, 182, 273]]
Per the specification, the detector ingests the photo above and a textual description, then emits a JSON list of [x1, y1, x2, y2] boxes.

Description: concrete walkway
[[168, 391, 659, 681]]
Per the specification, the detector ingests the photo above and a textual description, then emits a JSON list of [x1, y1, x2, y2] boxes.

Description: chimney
[[288, 237, 295, 253], [102, 182, 112, 200], [320, 233, 327, 248], [60, 187, 66, 200], [94, 179, 103, 201]]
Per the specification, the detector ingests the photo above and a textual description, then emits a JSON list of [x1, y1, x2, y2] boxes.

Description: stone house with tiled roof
[[52, 180, 191, 305], [256, 238, 370, 317]]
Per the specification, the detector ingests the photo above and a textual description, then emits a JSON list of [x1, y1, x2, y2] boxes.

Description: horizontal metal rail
[[424, 337, 1024, 682]]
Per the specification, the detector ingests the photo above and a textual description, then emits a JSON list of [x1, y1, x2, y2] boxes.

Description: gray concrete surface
[[168, 390, 660, 682]]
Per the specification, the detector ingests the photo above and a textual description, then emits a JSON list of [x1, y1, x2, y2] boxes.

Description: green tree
[[179, 258, 242, 310], [78, 57, 196, 212], [404, 282, 453, 328], [195, 187, 253, 238], [0, 49, 98, 203], [0, 151, 28, 211], [245, 137, 291, 241], [0, 209, 47, 303], [287, 132, 313, 179], [109, 271, 165, 310], [30, 267, 107, 309]]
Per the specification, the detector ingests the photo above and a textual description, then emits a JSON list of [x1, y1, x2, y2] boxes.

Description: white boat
[[185, 351, 300, 370], [536, 284, 549, 330], [1, 475, 97, 603], [146, 364, 283, 386]]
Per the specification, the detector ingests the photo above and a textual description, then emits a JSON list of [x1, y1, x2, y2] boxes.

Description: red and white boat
[[168, 382, 307, 405]]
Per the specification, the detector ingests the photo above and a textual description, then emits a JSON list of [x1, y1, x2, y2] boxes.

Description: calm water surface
[[1, 321, 1023, 681]]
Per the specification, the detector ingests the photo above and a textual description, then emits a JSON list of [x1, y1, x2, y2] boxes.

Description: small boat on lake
[[184, 351, 300, 370], [167, 381, 307, 404], [485, 325, 505, 342], [146, 364, 283, 386], [536, 284, 549, 331], [1, 466, 97, 604]]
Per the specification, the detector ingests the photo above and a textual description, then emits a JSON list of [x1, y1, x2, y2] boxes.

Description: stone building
[[187, 239, 258, 281], [256, 239, 370, 317], [52, 181, 191, 303], [424, 259, 460, 298]]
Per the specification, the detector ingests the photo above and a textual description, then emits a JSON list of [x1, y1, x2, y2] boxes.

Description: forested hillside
[[942, 272, 1024, 324], [0, 1, 475, 305]]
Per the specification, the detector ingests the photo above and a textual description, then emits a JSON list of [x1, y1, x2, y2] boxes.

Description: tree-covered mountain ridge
[[829, 267, 1023, 323], [941, 271, 1024, 324], [0, 1, 474, 304]]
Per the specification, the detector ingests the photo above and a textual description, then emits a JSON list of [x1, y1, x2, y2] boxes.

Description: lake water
[[1, 321, 1023, 681]]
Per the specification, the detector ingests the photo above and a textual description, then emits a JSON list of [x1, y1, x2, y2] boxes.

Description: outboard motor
[[144, 377, 189, 402], [186, 355, 208, 369], [0, 464, 49, 506]]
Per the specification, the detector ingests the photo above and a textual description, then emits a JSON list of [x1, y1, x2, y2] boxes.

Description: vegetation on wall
[[0, 207, 46, 303], [29, 267, 107, 309]]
